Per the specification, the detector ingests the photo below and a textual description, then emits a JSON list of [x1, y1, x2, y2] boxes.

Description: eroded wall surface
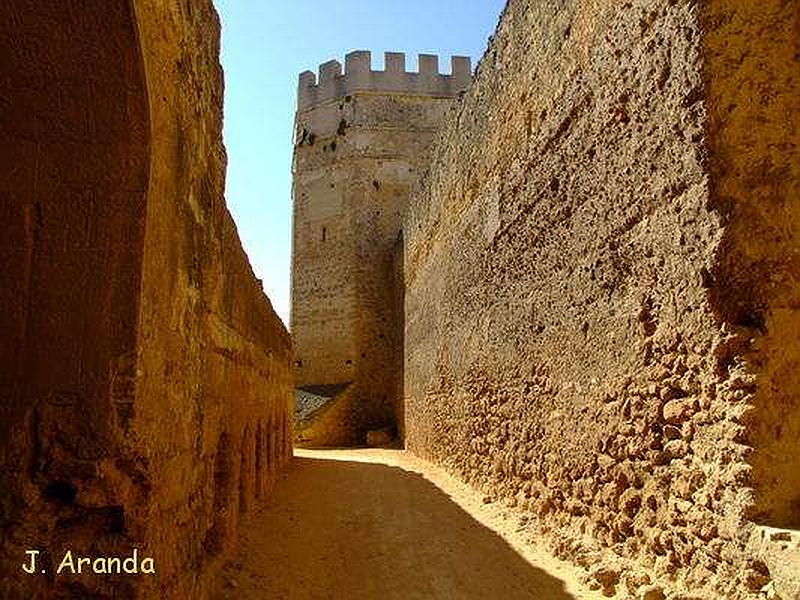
[[134, 2, 292, 596], [404, 0, 799, 597], [291, 53, 469, 445], [0, 1, 292, 598]]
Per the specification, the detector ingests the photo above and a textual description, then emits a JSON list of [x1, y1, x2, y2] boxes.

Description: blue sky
[[214, 1, 507, 326]]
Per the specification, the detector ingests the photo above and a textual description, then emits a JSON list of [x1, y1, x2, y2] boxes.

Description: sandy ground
[[210, 448, 603, 600]]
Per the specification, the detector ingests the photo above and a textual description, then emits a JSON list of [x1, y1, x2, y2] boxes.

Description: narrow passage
[[211, 449, 597, 599]]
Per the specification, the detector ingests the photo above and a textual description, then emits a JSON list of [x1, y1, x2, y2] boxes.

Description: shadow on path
[[212, 452, 576, 599]]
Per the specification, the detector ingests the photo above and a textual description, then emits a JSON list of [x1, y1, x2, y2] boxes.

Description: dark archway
[[0, 1, 150, 436], [206, 431, 233, 558]]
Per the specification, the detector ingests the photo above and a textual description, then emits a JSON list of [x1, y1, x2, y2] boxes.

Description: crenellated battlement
[[297, 50, 472, 111]]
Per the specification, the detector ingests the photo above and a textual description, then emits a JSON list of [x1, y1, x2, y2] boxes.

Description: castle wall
[[404, 0, 799, 597], [0, 1, 292, 598], [291, 52, 470, 446], [0, 3, 151, 597], [133, 1, 293, 595]]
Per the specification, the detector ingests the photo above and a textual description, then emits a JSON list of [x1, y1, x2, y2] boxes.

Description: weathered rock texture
[[291, 52, 471, 446], [0, 1, 292, 598], [404, 0, 799, 598]]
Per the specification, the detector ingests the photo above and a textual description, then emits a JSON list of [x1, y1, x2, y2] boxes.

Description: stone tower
[[291, 50, 471, 446]]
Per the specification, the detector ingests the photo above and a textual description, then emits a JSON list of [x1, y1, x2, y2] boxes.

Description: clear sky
[[213, 1, 507, 326]]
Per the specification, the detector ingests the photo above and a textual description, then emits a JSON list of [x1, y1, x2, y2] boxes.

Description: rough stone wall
[[133, 2, 292, 596], [0, 3, 151, 598], [0, 1, 292, 598], [291, 52, 470, 446], [404, 1, 799, 597]]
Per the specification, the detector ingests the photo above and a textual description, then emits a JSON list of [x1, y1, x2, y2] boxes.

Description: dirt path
[[211, 449, 600, 600]]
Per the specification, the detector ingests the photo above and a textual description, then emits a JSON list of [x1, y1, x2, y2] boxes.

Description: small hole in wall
[[43, 480, 78, 505], [105, 505, 126, 534], [345, 360, 352, 365], [321, 227, 327, 242], [734, 308, 766, 334], [295, 360, 302, 367], [361, 353, 366, 358], [699, 268, 714, 288], [372, 180, 380, 190]]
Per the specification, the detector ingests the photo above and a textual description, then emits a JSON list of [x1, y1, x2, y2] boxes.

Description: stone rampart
[[0, 2, 293, 598], [404, 1, 799, 597]]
